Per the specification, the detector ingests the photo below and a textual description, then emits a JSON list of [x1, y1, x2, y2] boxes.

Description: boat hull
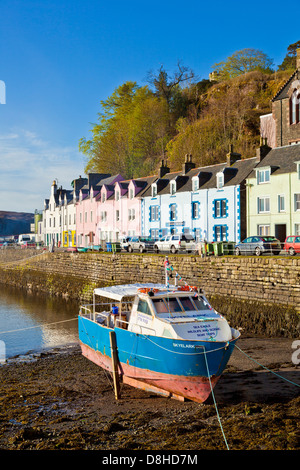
[[78, 316, 239, 403]]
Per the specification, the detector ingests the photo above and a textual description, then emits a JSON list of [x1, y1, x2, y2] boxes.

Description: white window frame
[[192, 177, 199, 192], [216, 172, 224, 189], [258, 225, 270, 236], [257, 168, 270, 184], [257, 196, 270, 213]]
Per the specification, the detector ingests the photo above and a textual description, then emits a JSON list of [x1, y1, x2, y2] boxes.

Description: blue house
[[142, 152, 258, 243]]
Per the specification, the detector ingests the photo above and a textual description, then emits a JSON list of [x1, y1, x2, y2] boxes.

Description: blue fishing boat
[[78, 258, 240, 403]]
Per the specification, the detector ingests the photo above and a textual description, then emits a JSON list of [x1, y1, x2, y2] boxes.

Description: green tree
[[79, 82, 170, 178], [211, 48, 274, 80], [278, 40, 300, 71]]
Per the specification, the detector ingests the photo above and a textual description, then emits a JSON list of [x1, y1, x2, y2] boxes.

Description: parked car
[[120, 237, 131, 251], [127, 236, 155, 253], [154, 234, 197, 254], [235, 236, 281, 256], [283, 236, 300, 255]]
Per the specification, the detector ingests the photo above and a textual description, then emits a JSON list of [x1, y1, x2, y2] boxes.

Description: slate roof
[[247, 144, 300, 178], [272, 69, 300, 102], [141, 157, 258, 197]]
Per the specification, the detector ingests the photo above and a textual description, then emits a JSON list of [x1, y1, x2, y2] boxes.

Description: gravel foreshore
[[0, 336, 299, 451]]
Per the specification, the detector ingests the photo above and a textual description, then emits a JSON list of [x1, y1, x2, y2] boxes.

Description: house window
[[85, 212, 87, 222], [116, 210, 120, 222], [90, 211, 93, 222], [151, 184, 157, 197], [257, 196, 270, 213], [192, 178, 199, 192], [192, 202, 199, 219], [258, 225, 270, 236], [278, 195, 285, 212], [216, 172, 224, 189], [116, 191, 120, 201], [294, 194, 300, 211], [170, 204, 176, 221], [80, 213, 82, 223], [170, 181, 176, 195], [257, 168, 270, 184], [129, 189, 134, 199], [150, 206, 159, 221], [295, 224, 300, 235], [214, 225, 227, 241], [101, 211, 107, 222], [290, 89, 300, 124], [151, 229, 159, 239], [214, 199, 227, 218], [102, 193, 106, 203]]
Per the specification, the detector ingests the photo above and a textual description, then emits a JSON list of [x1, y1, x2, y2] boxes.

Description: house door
[[275, 224, 286, 243]]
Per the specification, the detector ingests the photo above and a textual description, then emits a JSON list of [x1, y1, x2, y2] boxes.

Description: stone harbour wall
[[0, 250, 299, 338]]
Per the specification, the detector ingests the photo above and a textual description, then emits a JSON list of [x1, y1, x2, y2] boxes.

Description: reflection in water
[[0, 284, 79, 359]]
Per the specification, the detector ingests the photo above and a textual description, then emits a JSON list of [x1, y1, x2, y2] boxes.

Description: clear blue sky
[[0, 0, 298, 213]]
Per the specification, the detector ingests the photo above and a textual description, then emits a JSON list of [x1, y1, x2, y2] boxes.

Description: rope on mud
[[0, 317, 78, 335], [234, 344, 300, 388], [202, 346, 230, 450]]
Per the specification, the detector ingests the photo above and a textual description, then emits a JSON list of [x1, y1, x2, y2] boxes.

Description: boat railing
[[80, 301, 133, 327], [129, 324, 157, 335]]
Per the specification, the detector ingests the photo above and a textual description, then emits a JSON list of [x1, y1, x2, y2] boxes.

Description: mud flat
[[0, 336, 299, 451]]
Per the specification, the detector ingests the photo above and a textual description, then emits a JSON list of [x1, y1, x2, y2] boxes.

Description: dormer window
[[192, 177, 199, 192], [129, 188, 134, 200], [102, 192, 106, 203], [116, 190, 120, 201], [216, 172, 224, 189], [170, 180, 176, 195], [257, 168, 270, 184], [151, 184, 157, 198]]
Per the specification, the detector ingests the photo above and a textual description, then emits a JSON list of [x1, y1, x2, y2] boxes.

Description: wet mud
[[0, 336, 299, 451]]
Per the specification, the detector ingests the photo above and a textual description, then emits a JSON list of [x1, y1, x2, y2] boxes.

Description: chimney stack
[[158, 159, 170, 178], [226, 145, 241, 166], [256, 138, 271, 162], [182, 154, 196, 174]]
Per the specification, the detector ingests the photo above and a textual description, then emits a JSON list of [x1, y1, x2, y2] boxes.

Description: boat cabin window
[[165, 298, 182, 312], [152, 297, 185, 314], [152, 298, 169, 313], [137, 299, 152, 316], [178, 296, 195, 311], [192, 296, 210, 311]]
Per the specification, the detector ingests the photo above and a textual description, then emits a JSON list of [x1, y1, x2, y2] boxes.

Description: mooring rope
[[234, 344, 300, 388], [202, 346, 229, 450], [0, 317, 78, 335]]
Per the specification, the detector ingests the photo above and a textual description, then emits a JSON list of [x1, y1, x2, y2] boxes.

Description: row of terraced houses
[[37, 51, 300, 248]]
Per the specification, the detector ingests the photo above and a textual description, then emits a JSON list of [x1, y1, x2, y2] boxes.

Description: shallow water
[[0, 284, 79, 360]]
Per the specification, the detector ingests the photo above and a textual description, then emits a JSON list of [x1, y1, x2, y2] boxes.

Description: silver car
[[154, 234, 197, 254], [127, 236, 155, 253], [235, 236, 281, 256]]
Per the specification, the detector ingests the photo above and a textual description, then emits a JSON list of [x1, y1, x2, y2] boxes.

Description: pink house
[[76, 173, 123, 248], [97, 176, 156, 243]]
